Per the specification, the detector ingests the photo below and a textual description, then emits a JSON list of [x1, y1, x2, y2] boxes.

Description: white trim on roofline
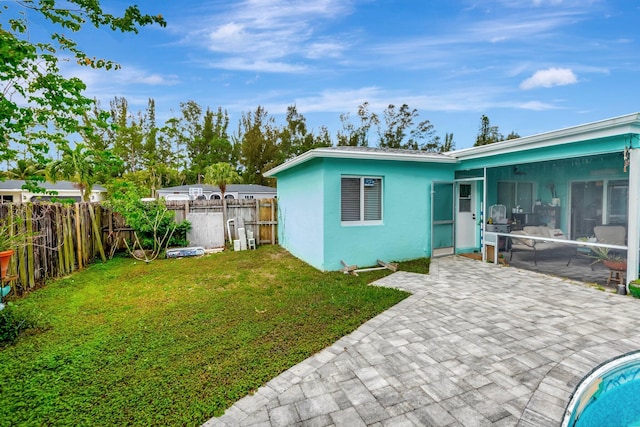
[[264, 113, 640, 177], [447, 112, 640, 160], [264, 148, 457, 177]]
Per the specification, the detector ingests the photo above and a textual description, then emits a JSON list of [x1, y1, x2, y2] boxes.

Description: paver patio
[[204, 256, 640, 426]]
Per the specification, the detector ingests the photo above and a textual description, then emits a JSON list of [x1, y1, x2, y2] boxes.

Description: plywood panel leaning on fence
[[165, 198, 277, 245]]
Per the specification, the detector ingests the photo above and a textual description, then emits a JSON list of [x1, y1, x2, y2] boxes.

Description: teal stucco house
[[265, 113, 640, 285]]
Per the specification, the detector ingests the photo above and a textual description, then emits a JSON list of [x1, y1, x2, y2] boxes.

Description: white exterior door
[[456, 182, 478, 250]]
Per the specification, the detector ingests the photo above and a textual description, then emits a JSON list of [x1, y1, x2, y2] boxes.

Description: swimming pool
[[562, 351, 640, 427]]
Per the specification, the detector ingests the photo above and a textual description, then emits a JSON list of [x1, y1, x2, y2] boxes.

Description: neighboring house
[[0, 180, 107, 203], [265, 112, 640, 286], [156, 184, 276, 201]]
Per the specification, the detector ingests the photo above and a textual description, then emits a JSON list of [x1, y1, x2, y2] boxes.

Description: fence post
[[65, 205, 75, 273], [55, 204, 64, 274], [271, 200, 275, 244], [222, 198, 228, 240], [74, 204, 82, 269], [88, 204, 106, 262], [16, 207, 27, 289]]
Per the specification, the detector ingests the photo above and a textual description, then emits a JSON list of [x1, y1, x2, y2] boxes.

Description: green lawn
[[0, 246, 420, 426]]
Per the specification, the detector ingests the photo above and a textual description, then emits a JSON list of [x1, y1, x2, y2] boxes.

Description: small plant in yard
[[105, 181, 191, 262], [589, 247, 626, 267], [0, 246, 410, 426], [0, 303, 40, 345], [0, 218, 42, 253], [629, 280, 640, 298]]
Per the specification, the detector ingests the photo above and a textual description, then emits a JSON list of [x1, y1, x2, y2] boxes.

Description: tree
[[237, 106, 279, 186], [3, 158, 47, 180], [378, 104, 437, 150], [475, 115, 500, 146], [505, 130, 521, 140], [80, 99, 114, 153], [160, 116, 187, 173], [204, 162, 240, 198], [1, 1, 165, 168], [206, 107, 233, 166], [48, 143, 122, 201], [139, 98, 182, 195], [106, 180, 189, 262], [337, 102, 379, 147], [278, 105, 331, 161], [474, 115, 519, 146], [110, 97, 145, 173], [441, 133, 455, 152]]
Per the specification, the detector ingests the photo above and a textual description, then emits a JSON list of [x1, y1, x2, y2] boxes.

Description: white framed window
[[188, 187, 203, 198], [244, 195, 254, 199], [497, 181, 534, 213], [341, 176, 383, 225]]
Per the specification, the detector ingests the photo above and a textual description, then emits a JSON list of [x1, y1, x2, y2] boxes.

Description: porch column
[[627, 148, 640, 287]]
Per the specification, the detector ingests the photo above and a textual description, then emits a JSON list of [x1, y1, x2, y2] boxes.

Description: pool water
[[575, 380, 640, 426], [563, 352, 640, 427]]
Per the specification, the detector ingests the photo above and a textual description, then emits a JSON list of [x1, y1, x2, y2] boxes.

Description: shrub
[[629, 280, 640, 299], [0, 304, 38, 345], [105, 181, 191, 262]]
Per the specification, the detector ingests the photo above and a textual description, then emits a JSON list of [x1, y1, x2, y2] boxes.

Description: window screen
[[341, 177, 382, 223], [341, 177, 361, 221], [363, 178, 382, 221]]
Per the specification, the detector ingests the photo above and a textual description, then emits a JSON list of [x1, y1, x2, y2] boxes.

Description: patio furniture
[[591, 226, 627, 286], [567, 237, 597, 268], [607, 267, 626, 287], [593, 225, 626, 246], [509, 226, 568, 265]]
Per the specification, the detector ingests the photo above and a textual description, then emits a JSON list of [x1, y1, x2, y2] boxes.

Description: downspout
[[626, 147, 640, 292]]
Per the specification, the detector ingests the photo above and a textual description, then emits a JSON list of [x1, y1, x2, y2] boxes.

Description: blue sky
[[49, 1, 640, 148]]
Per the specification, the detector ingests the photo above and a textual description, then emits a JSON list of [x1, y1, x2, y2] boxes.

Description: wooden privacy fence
[[0, 199, 278, 297], [0, 203, 107, 296], [165, 198, 278, 244]]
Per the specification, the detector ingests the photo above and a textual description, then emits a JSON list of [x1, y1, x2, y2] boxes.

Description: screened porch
[[479, 151, 633, 288]]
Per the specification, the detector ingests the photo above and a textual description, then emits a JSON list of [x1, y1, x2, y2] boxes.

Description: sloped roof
[[448, 112, 640, 160], [158, 183, 276, 193], [0, 180, 106, 191], [265, 112, 640, 177], [265, 146, 456, 177]]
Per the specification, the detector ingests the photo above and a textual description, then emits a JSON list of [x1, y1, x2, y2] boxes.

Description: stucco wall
[[276, 159, 326, 270], [321, 158, 453, 271]]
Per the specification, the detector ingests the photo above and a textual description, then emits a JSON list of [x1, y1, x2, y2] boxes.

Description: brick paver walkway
[[204, 256, 640, 426]]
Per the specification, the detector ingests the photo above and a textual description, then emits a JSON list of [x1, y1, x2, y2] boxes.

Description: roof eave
[[450, 112, 640, 160], [264, 148, 457, 177]]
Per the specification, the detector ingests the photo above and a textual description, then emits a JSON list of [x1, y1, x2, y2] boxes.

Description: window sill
[[341, 221, 383, 227]]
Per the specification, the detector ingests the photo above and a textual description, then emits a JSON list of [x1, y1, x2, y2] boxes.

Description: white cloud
[[532, 0, 565, 5], [267, 85, 518, 115], [207, 22, 247, 50], [517, 100, 561, 110], [178, 0, 354, 73], [519, 67, 577, 89], [66, 62, 180, 88], [305, 42, 347, 59], [208, 58, 308, 73]]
